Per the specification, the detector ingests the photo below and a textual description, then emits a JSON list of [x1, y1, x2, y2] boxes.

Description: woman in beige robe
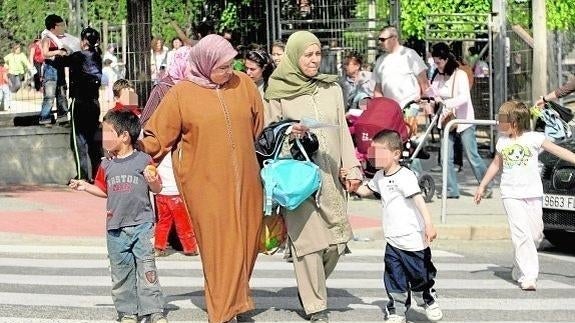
[[139, 34, 264, 323], [264, 31, 363, 322]]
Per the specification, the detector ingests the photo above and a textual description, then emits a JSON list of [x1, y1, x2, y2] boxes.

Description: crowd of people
[[22, 10, 573, 323]]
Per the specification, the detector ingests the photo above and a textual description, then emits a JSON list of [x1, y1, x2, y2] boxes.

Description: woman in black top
[[66, 27, 103, 182]]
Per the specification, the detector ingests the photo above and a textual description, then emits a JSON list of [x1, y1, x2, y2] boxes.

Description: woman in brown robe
[[139, 34, 264, 323]]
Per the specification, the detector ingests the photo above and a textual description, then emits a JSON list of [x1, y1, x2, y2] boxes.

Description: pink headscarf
[[187, 34, 238, 89], [167, 46, 192, 83]]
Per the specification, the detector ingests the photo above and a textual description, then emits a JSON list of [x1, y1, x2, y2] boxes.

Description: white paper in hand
[[301, 117, 339, 129]]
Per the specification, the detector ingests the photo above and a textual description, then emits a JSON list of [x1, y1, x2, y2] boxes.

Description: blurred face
[[433, 57, 447, 73], [367, 142, 399, 171], [101, 121, 125, 155], [378, 31, 396, 53], [245, 59, 263, 83], [54, 21, 66, 36], [298, 44, 321, 78], [344, 58, 361, 77], [271, 45, 284, 65], [12, 45, 21, 53], [172, 38, 183, 49], [210, 59, 234, 85], [154, 40, 163, 52], [497, 113, 512, 135]]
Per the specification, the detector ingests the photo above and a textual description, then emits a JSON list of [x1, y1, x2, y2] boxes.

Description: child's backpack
[[33, 42, 44, 63]]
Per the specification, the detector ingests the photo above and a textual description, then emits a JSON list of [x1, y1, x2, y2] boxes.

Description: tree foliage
[[0, 0, 69, 45], [1, 0, 574, 57], [151, 0, 203, 42], [542, 0, 575, 30], [400, 0, 491, 40]]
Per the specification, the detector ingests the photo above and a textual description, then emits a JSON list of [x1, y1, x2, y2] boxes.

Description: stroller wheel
[[418, 174, 435, 203]]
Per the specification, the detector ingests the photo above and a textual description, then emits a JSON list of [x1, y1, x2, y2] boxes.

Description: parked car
[[539, 138, 575, 250]]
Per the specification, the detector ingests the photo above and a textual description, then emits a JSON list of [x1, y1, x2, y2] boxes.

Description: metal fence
[[506, 0, 533, 104], [271, 0, 386, 75]]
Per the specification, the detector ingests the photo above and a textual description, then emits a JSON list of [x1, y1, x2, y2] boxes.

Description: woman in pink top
[[430, 42, 492, 199]]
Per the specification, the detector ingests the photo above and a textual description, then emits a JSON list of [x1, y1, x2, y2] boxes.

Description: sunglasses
[[378, 36, 394, 42]]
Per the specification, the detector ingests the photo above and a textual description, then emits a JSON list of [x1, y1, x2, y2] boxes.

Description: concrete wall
[[0, 127, 76, 185]]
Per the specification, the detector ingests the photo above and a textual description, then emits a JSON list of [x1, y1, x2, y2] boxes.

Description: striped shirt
[[140, 75, 175, 126]]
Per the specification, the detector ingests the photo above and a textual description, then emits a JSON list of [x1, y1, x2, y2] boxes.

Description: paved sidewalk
[[0, 169, 509, 242]]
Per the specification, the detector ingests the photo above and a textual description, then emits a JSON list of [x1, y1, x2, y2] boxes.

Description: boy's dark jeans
[[384, 243, 437, 317]]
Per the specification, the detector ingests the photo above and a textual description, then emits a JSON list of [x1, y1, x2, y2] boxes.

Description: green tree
[[151, 0, 204, 42], [0, 0, 69, 48], [542, 0, 575, 30], [400, 0, 491, 40]]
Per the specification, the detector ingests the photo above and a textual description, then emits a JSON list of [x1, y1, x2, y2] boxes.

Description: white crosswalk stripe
[[0, 244, 573, 322]]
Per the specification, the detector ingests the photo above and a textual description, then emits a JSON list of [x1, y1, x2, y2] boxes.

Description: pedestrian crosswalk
[[0, 244, 573, 322]]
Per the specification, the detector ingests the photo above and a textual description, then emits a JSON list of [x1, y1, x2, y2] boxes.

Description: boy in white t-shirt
[[352, 130, 442, 323], [475, 100, 575, 291]]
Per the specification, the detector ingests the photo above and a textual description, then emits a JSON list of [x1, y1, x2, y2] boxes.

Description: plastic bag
[[258, 213, 287, 255]]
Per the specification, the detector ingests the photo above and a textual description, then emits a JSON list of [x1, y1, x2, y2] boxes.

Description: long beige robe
[[266, 82, 362, 256], [140, 72, 264, 323]]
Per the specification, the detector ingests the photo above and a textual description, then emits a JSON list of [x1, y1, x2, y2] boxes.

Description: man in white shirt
[[372, 26, 429, 108]]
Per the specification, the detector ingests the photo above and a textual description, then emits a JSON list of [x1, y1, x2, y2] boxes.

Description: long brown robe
[[140, 71, 264, 322]]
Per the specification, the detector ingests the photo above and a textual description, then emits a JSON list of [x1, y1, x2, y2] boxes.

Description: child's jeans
[[107, 222, 165, 317], [384, 243, 438, 317], [39, 64, 68, 122], [0, 84, 10, 110]]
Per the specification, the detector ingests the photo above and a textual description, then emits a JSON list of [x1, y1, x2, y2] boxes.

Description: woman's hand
[[290, 123, 309, 140]]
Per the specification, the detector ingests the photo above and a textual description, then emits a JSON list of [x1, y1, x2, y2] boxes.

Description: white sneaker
[[120, 314, 137, 323], [425, 302, 444, 321], [384, 314, 406, 323], [520, 280, 536, 291]]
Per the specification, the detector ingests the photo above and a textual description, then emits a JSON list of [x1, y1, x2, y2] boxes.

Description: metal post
[[367, 0, 376, 65], [491, 0, 507, 109], [389, 0, 400, 33], [275, 0, 282, 41], [265, 0, 271, 52], [441, 119, 497, 224], [557, 32, 564, 106], [102, 20, 109, 54], [121, 19, 127, 74], [488, 14, 495, 154]]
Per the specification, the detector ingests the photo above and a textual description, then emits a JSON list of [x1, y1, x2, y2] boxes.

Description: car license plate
[[543, 194, 575, 211]]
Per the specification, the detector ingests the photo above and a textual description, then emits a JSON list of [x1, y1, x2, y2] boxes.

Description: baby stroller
[[350, 97, 436, 202]]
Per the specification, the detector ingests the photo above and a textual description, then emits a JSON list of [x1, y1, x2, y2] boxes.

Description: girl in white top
[[475, 100, 575, 291]]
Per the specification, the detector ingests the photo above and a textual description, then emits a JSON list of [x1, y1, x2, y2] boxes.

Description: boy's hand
[[69, 179, 88, 191], [339, 167, 348, 185], [345, 179, 362, 193], [425, 224, 437, 244], [474, 186, 485, 204]]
